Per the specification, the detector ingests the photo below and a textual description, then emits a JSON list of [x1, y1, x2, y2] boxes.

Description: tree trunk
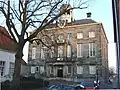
[[10, 39, 26, 90]]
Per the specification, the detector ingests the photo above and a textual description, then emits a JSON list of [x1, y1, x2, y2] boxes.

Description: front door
[[57, 67, 63, 77]]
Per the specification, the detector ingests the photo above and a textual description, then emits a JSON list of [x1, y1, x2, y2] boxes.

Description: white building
[[0, 49, 15, 76], [0, 26, 27, 82]]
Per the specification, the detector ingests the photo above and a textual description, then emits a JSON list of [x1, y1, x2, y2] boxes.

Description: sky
[[0, 0, 116, 68]]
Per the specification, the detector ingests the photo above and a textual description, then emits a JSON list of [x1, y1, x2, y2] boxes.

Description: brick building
[[28, 6, 108, 82]]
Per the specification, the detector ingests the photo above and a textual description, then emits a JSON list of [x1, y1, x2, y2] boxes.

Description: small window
[[89, 32, 95, 38], [77, 33, 83, 39]]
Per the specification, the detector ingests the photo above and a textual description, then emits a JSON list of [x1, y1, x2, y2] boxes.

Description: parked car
[[47, 84, 76, 90], [76, 81, 99, 90]]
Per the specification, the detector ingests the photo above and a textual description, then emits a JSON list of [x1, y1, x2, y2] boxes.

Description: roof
[[74, 19, 97, 25], [46, 19, 97, 28], [0, 26, 16, 52]]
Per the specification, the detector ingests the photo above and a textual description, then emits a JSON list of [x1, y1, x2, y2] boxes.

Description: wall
[[0, 49, 15, 76]]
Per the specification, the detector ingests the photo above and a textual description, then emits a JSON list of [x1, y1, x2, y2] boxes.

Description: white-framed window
[[40, 66, 44, 74], [0, 61, 5, 76], [67, 33, 72, 40], [89, 31, 95, 38], [41, 46, 47, 59], [67, 45, 71, 57], [36, 66, 39, 72], [89, 43, 96, 57], [58, 46, 64, 57], [67, 66, 71, 74], [77, 32, 83, 39], [89, 66, 96, 74], [77, 66, 83, 74], [77, 44, 82, 57], [32, 47, 37, 59]]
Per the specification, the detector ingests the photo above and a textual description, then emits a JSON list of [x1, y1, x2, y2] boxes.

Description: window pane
[[0, 61, 5, 76], [77, 44, 82, 57], [32, 47, 37, 59], [41, 46, 47, 59], [58, 46, 63, 57], [89, 66, 96, 74], [67, 45, 71, 57], [89, 43, 96, 57], [77, 66, 83, 74], [67, 66, 71, 73], [89, 32, 95, 38]]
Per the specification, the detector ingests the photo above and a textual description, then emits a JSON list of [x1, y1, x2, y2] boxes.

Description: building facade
[[28, 11, 108, 82], [0, 26, 27, 82]]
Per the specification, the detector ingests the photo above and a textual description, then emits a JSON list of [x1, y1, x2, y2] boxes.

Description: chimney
[[87, 12, 91, 18]]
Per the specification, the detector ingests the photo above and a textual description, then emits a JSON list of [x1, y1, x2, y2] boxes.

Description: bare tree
[[0, 0, 91, 89]]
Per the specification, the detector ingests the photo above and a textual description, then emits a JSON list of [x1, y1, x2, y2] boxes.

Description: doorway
[[57, 67, 63, 77]]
